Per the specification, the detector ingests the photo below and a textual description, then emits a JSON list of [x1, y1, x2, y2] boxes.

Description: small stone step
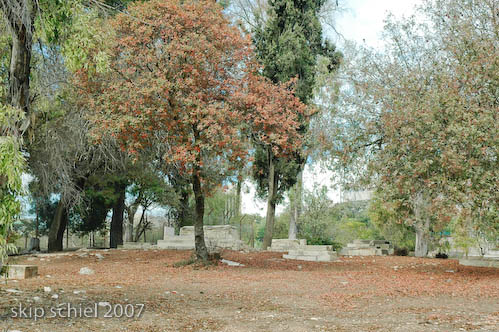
[[287, 250, 336, 256], [283, 253, 337, 262], [6, 265, 38, 279]]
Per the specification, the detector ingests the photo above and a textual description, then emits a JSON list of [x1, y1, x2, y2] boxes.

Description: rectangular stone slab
[[7, 265, 38, 279]]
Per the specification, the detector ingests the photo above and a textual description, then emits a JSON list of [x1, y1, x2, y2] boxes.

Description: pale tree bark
[[124, 190, 142, 242], [124, 206, 135, 242], [263, 149, 278, 249], [192, 169, 208, 260], [413, 192, 430, 257], [288, 162, 304, 240], [235, 176, 242, 217]]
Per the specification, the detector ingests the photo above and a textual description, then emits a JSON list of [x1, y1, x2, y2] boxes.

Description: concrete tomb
[[157, 225, 246, 251], [270, 239, 307, 252], [459, 248, 499, 268], [282, 243, 338, 262], [340, 239, 394, 256], [5, 265, 38, 279]]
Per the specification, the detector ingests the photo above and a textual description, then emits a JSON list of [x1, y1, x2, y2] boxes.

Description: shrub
[[394, 247, 408, 256]]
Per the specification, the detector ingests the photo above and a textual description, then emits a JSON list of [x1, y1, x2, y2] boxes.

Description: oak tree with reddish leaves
[[76, 0, 306, 260]]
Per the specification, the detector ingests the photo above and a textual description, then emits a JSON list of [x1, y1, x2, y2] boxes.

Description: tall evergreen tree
[[253, 0, 340, 248]]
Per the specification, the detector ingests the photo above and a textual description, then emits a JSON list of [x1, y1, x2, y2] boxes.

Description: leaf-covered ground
[[1, 250, 498, 331]]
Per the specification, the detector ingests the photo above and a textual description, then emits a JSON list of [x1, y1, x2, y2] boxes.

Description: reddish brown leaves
[[76, 0, 305, 190]]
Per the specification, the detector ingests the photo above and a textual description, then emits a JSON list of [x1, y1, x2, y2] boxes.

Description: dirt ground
[[0, 249, 498, 332]]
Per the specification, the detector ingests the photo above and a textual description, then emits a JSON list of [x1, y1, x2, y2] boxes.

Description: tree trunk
[[124, 206, 134, 242], [2, 0, 37, 135], [110, 182, 126, 248], [288, 162, 304, 240], [124, 204, 138, 242], [235, 176, 242, 217], [415, 223, 429, 257], [176, 190, 189, 235], [48, 200, 68, 252], [263, 151, 278, 250], [192, 170, 208, 260], [413, 192, 430, 257]]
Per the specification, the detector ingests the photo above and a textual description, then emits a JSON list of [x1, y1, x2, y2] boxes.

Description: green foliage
[[251, 0, 341, 207], [0, 106, 26, 264], [368, 192, 415, 250], [37, 0, 76, 43], [61, 5, 113, 74], [289, 185, 381, 247], [252, 147, 301, 203], [336, 0, 498, 243], [254, 0, 340, 104]]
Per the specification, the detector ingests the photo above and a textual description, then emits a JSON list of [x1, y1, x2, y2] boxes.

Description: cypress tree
[[252, 0, 341, 247]]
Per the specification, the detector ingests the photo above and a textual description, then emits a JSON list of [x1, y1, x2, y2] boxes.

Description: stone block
[[7, 265, 38, 279], [164, 226, 175, 238], [459, 258, 499, 268], [270, 239, 302, 252]]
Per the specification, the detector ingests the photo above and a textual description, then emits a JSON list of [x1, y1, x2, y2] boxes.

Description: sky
[[241, 0, 424, 216], [333, 0, 422, 48]]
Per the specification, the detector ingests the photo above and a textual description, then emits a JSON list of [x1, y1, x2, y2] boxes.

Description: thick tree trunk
[[48, 200, 68, 252], [263, 152, 278, 250], [110, 182, 126, 248], [1, 0, 37, 135], [413, 192, 430, 257], [176, 191, 189, 235], [192, 171, 208, 260], [414, 225, 429, 258]]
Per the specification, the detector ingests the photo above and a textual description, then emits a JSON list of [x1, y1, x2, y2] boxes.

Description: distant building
[[339, 189, 373, 203]]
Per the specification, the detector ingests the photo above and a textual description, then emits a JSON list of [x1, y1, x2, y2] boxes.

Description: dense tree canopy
[[334, 0, 498, 256], [76, 0, 306, 259]]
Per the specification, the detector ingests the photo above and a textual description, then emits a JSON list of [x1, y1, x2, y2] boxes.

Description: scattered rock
[[95, 253, 105, 259], [221, 259, 245, 267], [33, 296, 41, 302], [73, 290, 86, 294], [44, 286, 52, 293], [79, 267, 95, 275], [98, 302, 110, 307], [51, 294, 59, 299], [6, 289, 22, 294]]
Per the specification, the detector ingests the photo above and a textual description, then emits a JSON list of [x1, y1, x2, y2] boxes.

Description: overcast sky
[[334, 0, 422, 47]]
